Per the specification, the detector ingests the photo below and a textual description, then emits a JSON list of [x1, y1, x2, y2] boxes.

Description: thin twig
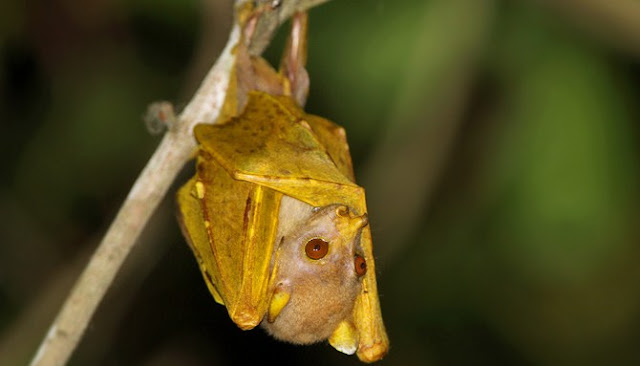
[[29, 23, 241, 366], [248, 0, 330, 55]]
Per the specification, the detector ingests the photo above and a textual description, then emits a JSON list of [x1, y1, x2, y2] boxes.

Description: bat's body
[[177, 91, 388, 362]]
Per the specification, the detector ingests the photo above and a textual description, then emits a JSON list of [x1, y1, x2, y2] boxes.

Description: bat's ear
[[334, 206, 369, 241]]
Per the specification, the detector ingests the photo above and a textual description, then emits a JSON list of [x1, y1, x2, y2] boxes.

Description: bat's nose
[[351, 213, 368, 229], [334, 206, 369, 237], [338, 213, 369, 238]]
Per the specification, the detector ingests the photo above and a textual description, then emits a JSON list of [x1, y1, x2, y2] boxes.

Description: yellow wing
[[177, 152, 282, 330], [194, 91, 366, 214], [266, 94, 356, 182]]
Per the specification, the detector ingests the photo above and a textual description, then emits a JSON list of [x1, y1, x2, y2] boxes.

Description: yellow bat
[[176, 81, 387, 363]]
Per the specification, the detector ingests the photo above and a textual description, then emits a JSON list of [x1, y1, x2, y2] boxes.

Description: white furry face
[[261, 202, 368, 344]]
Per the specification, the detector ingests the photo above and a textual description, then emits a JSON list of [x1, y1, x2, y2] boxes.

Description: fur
[[261, 201, 364, 344]]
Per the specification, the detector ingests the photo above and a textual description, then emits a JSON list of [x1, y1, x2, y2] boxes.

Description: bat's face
[[261, 204, 369, 345]]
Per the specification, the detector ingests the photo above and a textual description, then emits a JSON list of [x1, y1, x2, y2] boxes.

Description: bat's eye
[[305, 238, 329, 260], [354, 255, 367, 276]]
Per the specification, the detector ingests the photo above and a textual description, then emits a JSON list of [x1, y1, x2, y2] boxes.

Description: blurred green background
[[1, 0, 639, 365]]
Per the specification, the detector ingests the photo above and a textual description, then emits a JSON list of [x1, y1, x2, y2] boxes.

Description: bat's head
[[261, 204, 369, 352]]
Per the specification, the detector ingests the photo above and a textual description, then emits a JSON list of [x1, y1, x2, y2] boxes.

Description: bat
[[176, 82, 387, 362]]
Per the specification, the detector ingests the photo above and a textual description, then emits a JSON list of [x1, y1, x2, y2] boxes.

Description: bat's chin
[[260, 279, 359, 345]]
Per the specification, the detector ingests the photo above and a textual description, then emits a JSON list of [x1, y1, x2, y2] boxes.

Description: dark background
[[2, 0, 640, 365]]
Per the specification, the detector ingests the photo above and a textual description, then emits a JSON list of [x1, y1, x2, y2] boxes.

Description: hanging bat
[[176, 90, 388, 362]]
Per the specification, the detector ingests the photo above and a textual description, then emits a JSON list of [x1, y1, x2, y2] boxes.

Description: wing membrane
[[177, 153, 281, 329]]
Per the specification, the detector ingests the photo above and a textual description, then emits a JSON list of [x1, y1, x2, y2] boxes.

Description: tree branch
[[29, 23, 239, 366], [248, 0, 330, 55], [29, 1, 329, 365]]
